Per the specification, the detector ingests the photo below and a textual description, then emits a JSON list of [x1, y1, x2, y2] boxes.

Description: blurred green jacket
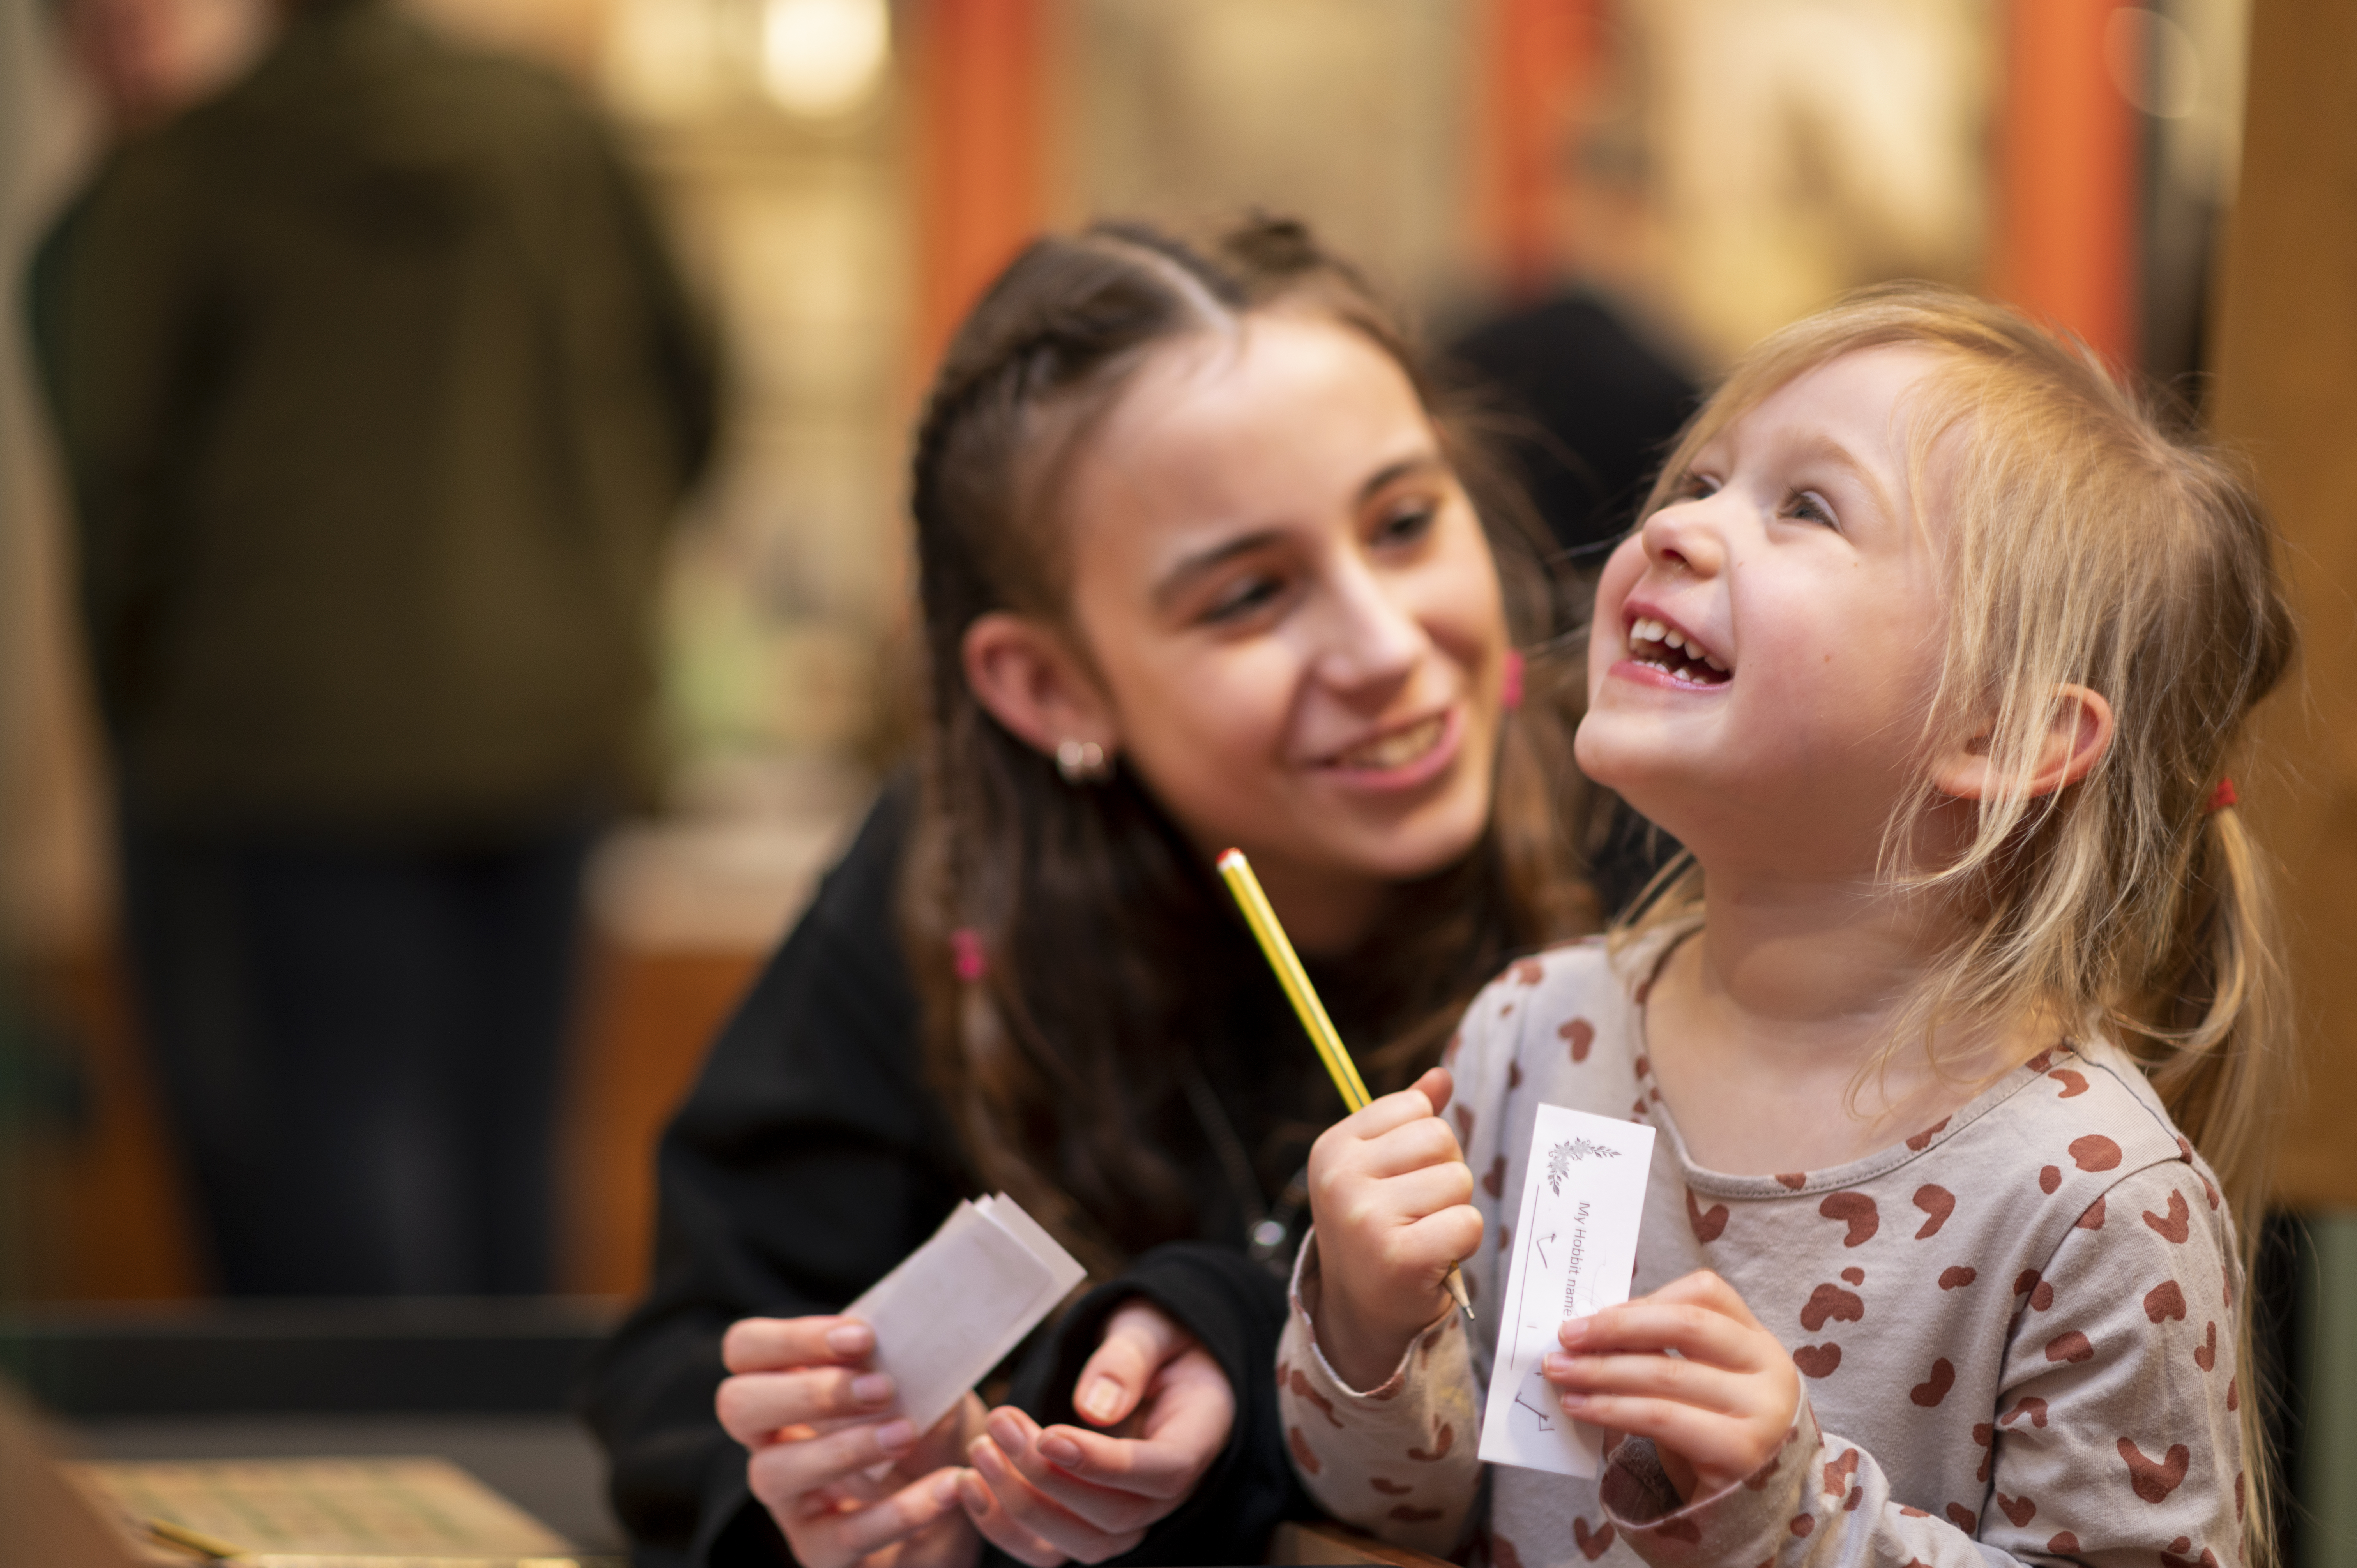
[[28, 0, 718, 836]]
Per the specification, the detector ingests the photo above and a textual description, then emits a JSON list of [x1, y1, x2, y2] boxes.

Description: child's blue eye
[[1786, 489, 1837, 528], [1673, 470, 1721, 500]]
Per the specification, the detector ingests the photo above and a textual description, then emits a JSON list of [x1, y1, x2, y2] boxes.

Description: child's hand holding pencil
[[1215, 850, 1482, 1391], [1300, 1066, 1484, 1392]]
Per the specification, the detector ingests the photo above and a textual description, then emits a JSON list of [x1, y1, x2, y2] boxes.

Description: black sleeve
[[581, 782, 969, 1567], [998, 1244, 1316, 1568]]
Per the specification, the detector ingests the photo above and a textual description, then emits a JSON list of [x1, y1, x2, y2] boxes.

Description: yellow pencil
[[1216, 848, 1475, 1324], [143, 1516, 249, 1560]]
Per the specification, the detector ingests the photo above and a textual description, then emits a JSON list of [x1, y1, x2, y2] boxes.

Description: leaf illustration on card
[[1546, 1139, 1624, 1195]]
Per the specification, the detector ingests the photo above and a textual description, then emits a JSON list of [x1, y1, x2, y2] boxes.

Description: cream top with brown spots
[[1276, 931, 2247, 1568]]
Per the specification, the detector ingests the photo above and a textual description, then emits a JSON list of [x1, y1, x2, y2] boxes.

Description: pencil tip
[[1217, 848, 1243, 867]]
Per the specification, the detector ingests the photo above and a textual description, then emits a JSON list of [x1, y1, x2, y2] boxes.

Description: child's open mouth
[[1627, 616, 1730, 686]]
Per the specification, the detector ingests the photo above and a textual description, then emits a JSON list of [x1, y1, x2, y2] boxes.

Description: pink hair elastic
[[2206, 777, 2238, 814], [951, 927, 988, 982], [1501, 649, 1525, 712]]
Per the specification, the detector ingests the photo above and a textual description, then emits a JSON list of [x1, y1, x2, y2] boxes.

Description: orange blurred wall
[[1989, 0, 2141, 365]]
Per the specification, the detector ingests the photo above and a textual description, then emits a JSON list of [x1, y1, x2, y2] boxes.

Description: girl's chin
[[1339, 795, 1492, 885]]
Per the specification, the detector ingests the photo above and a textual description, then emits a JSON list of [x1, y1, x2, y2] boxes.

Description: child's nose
[[1640, 498, 1728, 577]]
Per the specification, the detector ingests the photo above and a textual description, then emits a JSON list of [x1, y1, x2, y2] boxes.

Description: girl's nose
[[1312, 558, 1425, 700], [1640, 496, 1728, 577]]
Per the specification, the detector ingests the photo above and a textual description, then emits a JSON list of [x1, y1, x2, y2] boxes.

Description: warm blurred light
[[606, 0, 726, 117], [2106, 6, 2202, 119], [761, 0, 890, 118]]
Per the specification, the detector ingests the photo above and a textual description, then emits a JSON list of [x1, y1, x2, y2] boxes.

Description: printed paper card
[[846, 1192, 1088, 1434], [1477, 1103, 1656, 1478]]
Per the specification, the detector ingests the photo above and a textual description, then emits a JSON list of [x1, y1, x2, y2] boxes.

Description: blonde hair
[[1620, 283, 2294, 1558]]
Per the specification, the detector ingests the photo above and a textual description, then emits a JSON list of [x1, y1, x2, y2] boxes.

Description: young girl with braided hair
[[1282, 284, 2292, 1568]]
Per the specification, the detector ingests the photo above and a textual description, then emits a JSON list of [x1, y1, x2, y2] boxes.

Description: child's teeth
[[1665, 629, 1687, 651], [1703, 653, 1726, 672]]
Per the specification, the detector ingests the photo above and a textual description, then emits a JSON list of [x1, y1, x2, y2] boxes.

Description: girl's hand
[[1541, 1270, 1801, 1503], [958, 1301, 1235, 1567], [1304, 1066, 1482, 1391], [718, 1315, 985, 1568]]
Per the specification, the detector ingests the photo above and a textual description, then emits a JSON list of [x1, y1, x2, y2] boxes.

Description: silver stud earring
[[1055, 738, 1111, 784]]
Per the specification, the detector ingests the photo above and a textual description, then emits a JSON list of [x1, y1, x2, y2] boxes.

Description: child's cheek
[[1587, 539, 1648, 687]]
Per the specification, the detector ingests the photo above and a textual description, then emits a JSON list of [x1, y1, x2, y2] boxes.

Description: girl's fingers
[[982, 1409, 1159, 1530], [967, 1433, 1146, 1560], [1025, 1423, 1205, 1503], [1069, 1301, 1192, 1428], [1129, 1344, 1237, 1456], [745, 1415, 921, 1506], [970, 1339, 1236, 1538], [716, 1365, 897, 1446], [957, 1467, 1071, 1568], [722, 1315, 874, 1375], [1558, 1298, 1772, 1373], [806, 1467, 967, 1565]]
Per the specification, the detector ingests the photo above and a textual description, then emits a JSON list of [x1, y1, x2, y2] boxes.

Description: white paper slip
[[1477, 1104, 1656, 1478], [845, 1192, 1088, 1434]]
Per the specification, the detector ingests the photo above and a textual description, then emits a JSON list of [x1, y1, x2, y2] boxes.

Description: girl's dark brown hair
[[901, 216, 1595, 1271]]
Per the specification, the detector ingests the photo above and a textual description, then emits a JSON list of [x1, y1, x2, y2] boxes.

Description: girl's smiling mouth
[[1625, 612, 1730, 687], [1316, 707, 1463, 786]]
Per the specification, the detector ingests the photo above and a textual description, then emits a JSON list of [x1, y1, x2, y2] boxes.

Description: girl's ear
[[962, 611, 1120, 762], [1932, 684, 2115, 801]]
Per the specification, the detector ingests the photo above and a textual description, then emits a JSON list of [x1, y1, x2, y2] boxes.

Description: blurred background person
[[38, 0, 269, 134], [1445, 295, 1694, 568], [23, 0, 717, 1296]]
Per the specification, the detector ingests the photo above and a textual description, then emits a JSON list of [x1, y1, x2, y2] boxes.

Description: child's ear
[[1931, 684, 2114, 801], [961, 611, 1120, 763]]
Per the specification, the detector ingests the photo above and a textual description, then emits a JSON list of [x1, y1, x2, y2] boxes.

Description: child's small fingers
[[1643, 1270, 1774, 1335], [1377, 1157, 1477, 1218], [1399, 1203, 1484, 1270], [1411, 1066, 1454, 1118], [1338, 1079, 1450, 1140], [1551, 1392, 1768, 1481], [1357, 1116, 1469, 1180], [1559, 1300, 1769, 1371], [1543, 1351, 1754, 1418]]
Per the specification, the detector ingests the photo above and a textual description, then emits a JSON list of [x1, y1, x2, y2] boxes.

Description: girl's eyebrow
[[1153, 528, 1285, 610], [1150, 453, 1443, 608], [1784, 430, 1897, 519]]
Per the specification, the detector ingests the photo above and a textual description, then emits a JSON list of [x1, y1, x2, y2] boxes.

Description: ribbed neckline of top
[[1607, 922, 2077, 1201]]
